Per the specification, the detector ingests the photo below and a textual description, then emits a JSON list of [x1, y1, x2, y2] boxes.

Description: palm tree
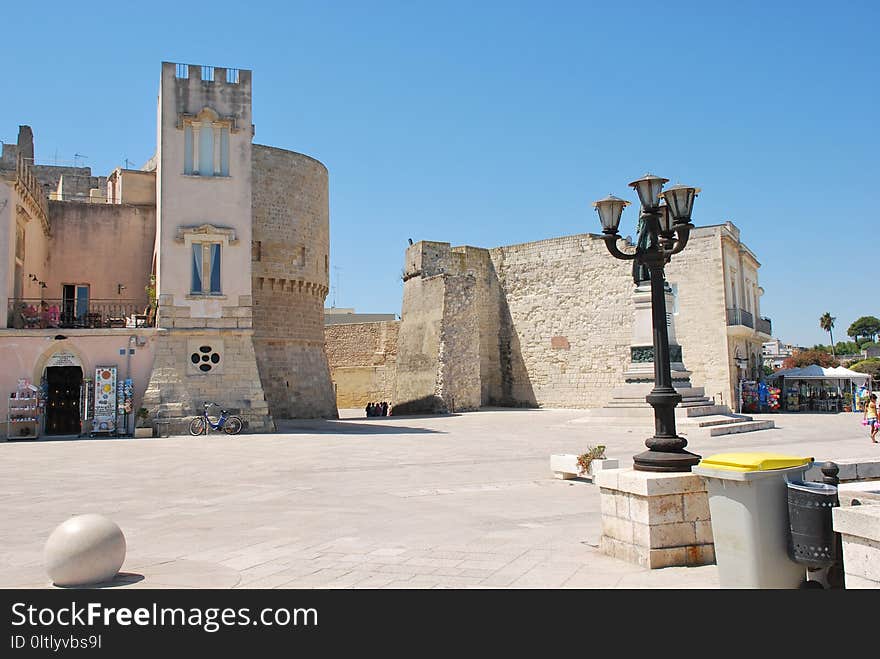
[[820, 312, 836, 356]]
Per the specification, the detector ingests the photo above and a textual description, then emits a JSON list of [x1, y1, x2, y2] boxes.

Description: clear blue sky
[[3, 1, 877, 346]]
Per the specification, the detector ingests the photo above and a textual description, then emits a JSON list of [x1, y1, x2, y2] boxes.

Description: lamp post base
[[633, 447, 701, 473]]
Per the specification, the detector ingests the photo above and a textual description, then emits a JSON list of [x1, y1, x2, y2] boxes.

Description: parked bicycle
[[189, 402, 243, 436]]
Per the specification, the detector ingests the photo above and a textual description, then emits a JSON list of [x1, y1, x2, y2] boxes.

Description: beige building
[[1, 62, 337, 439], [325, 222, 770, 413]]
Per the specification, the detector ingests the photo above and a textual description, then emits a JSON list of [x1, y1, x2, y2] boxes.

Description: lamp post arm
[[601, 234, 638, 261], [668, 223, 693, 256]]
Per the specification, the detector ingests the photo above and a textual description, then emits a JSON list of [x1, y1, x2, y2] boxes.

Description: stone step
[[682, 405, 734, 417], [685, 414, 754, 428], [707, 420, 775, 437], [604, 397, 712, 408]]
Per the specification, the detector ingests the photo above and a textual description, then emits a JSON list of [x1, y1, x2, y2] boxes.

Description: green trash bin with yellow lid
[[692, 452, 813, 588]]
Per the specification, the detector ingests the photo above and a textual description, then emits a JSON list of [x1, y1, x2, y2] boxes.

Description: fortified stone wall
[[45, 201, 156, 306], [325, 320, 399, 408], [488, 234, 634, 408], [449, 246, 502, 405], [437, 273, 481, 411], [393, 226, 744, 412], [393, 274, 446, 413], [251, 144, 337, 418]]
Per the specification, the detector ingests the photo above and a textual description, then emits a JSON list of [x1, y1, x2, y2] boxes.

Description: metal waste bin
[[692, 452, 813, 589], [786, 480, 839, 568]]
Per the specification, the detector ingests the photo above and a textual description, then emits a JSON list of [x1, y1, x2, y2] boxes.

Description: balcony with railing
[[726, 307, 754, 329], [726, 307, 754, 339], [6, 298, 155, 329], [756, 316, 772, 336]]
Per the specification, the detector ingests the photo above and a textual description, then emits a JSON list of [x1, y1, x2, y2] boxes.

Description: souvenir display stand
[[117, 378, 133, 437], [7, 379, 42, 439], [91, 366, 118, 437]]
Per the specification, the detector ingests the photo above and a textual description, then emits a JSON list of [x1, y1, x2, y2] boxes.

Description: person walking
[[864, 393, 879, 443], [365, 402, 373, 418], [381, 401, 388, 417]]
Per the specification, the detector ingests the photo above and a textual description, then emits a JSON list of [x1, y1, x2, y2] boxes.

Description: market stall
[[768, 365, 870, 413], [740, 380, 781, 413]]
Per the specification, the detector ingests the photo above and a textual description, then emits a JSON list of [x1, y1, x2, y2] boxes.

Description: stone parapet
[[832, 504, 880, 588], [596, 468, 715, 569]]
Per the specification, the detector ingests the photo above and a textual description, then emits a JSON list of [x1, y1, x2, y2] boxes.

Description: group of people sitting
[[365, 401, 390, 417], [19, 301, 61, 328]]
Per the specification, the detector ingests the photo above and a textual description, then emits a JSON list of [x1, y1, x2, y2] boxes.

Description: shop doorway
[[45, 366, 83, 435]]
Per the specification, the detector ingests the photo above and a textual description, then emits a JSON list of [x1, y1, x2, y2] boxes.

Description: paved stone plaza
[[1, 409, 876, 589]]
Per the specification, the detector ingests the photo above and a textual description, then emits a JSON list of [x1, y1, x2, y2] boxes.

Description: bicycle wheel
[[223, 416, 243, 435], [189, 417, 206, 436]]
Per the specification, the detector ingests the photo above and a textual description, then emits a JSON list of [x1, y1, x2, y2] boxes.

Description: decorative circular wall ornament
[[189, 345, 221, 373]]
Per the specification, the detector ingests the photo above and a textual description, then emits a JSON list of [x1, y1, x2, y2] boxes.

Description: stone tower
[[251, 145, 338, 418], [144, 62, 273, 433]]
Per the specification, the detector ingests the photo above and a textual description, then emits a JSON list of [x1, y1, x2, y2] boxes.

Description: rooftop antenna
[[124, 158, 136, 169], [331, 266, 342, 308], [73, 153, 87, 167]]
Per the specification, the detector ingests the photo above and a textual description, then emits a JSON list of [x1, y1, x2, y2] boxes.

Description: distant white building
[[763, 339, 796, 370]]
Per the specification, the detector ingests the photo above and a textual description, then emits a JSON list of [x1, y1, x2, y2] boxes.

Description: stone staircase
[[676, 402, 775, 437], [583, 386, 775, 437]]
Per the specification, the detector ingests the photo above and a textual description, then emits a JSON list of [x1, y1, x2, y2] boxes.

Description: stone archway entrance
[[37, 345, 86, 436]]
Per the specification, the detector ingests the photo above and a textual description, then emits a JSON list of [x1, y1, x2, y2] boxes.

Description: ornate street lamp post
[[593, 174, 701, 472]]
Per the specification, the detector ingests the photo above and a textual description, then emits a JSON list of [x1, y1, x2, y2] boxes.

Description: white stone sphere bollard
[[44, 514, 126, 587]]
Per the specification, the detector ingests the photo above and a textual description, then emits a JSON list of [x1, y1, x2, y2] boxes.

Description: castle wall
[[393, 274, 446, 412], [393, 258, 481, 414], [393, 225, 754, 412], [251, 144, 336, 418], [325, 320, 399, 408], [437, 272, 481, 411], [488, 234, 633, 408], [449, 246, 502, 405]]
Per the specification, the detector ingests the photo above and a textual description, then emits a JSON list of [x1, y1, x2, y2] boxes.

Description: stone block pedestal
[[833, 504, 880, 588], [596, 468, 715, 569], [550, 454, 619, 480]]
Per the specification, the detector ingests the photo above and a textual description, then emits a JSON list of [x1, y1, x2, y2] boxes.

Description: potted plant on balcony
[[134, 407, 153, 438]]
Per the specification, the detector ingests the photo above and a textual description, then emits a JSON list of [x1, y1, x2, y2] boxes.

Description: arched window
[[182, 108, 231, 177]]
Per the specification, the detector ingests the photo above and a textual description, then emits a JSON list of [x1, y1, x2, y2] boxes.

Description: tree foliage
[[820, 312, 836, 355], [782, 349, 840, 369], [849, 358, 880, 379], [835, 341, 862, 354], [847, 316, 880, 343]]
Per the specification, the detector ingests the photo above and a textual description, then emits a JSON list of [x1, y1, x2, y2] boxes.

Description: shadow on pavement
[[53, 572, 146, 589], [275, 419, 443, 435]]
